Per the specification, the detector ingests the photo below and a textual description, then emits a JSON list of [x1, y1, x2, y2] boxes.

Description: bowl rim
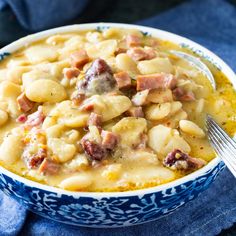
[[0, 22, 234, 198]]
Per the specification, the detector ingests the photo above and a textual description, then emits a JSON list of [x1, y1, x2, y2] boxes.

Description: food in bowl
[[0, 27, 235, 192]]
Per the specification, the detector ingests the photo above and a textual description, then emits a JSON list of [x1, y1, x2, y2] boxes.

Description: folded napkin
[[1, 0, 236, 235], [0, 0, 89, 31]]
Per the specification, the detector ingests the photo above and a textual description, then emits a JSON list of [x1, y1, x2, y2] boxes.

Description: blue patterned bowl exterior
[[0, 161, 225, 227], [0, 23, 234, 227]]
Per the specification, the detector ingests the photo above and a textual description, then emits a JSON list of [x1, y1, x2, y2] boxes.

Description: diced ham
[[173, 87, 195, 102], [72, 94, 86, 106], [17, 93, 35, 113], [127, 47, 156, 61], [38, 159, 60, 175], [88, 112, 102, 127], [136, 73, 177, 91], [63, 68, 80, 79], [163, 149, 206, 170], [70, 49, 90, 69], [16, 114, 27, 123], [81, 139, 107, 161], [25, 106, 45, 127], [101, 130, 119, 150], [77, 58, 116, 95], [23, 148, 46, 169], [114, 71, 131, 89], [80, 102, 94, 112], [126, 35, 142, 47], [115, 48, 127, 56], [125, 106, 144, 118], [131, 90, 149, 106]]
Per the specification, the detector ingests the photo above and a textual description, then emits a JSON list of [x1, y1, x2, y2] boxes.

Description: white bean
[[179, 120, 205, 138], [25, 79, 67, 103], [0, 109, 8, 126], [60, 174, 92, 191]]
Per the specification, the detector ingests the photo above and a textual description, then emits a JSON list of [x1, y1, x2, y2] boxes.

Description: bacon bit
[[101, 130, 119, 150], [126, 35, 142, 47], [38, 159, 60, 175], [173, 87, 195, 102], [127, 47, 156, 61], [17, 93, 35, 113], [78, 58, 116, 95], [81, 139, 107, 161], [163, 149, 206, 170], [88, 112, 102, 127], [63, 68, 80, 79], [114, 71, 131, 89], [115, 48, 127, 56], [72, 94, 86, 106], [70, 49, 90, 69], [125, 106, 144, 118], [25, 106, 45, 127], [136, 73, 177, 91], [16, 114, 27, 123], [23, 148, 47, 169], [132, 90, 149, 106], [80, 102, 94, 112]]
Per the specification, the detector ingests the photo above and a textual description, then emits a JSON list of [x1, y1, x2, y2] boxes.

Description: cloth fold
[[0, 0, 89, 31], [0, 0, 236, 235]]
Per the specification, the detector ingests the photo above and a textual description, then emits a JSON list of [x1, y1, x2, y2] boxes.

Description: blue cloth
[[0, 0, 89, 31], [0, 0, 236, 235]]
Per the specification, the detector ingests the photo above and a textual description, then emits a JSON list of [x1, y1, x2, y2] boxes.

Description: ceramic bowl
[[0, 23, 234, 228]]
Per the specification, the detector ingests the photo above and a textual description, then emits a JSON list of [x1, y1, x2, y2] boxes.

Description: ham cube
[[126, 35, 142, 47], [63, 68, 80, 79], [17, 93, 35, 112], [125, 106, 144, 118], [70, 50, 89, 69], [173, 87, 195, 101], [88, 112, 102, 127], [101, 130, 119, 150], [136, 73, 177, 91], [38, 159, 60, 175], [114, 71, 131, 89], [127, 47, 156, 61]]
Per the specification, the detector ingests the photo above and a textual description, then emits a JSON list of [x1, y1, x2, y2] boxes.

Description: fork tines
[[206, 114, 236, 177]]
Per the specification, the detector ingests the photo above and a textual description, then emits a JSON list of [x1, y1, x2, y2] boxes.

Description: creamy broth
[[0, 28, 235, 192]]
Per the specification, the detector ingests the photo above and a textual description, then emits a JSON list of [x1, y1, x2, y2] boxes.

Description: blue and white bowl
[[0, 23, 235, 227]]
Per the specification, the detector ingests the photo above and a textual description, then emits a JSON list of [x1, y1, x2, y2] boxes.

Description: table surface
[[0, 0, 235, 235]]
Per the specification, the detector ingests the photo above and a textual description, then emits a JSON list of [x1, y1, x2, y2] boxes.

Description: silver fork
[[206, 114, 236, 178]]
